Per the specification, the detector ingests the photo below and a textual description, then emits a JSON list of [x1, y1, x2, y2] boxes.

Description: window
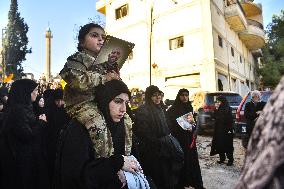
[[115, 4, 128, 20], [246, 79, 250, 88], [169, 36, 184, 50], [231, 47, 234, 57], [218, 35, 223, 48], [240, 56, 242, 63]]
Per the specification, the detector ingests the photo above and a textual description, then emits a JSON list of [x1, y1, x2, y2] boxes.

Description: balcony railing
[[247, 19, 263, 29], [226, 0, 246, 16]]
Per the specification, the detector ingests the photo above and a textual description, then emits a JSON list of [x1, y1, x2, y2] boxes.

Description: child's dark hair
[[77, 23, 104, 52]]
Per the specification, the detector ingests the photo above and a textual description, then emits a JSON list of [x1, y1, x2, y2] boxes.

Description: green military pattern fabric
[[60, 51, 107, 110], [60, 51, 132, 158], [70, 102, 132, 158]]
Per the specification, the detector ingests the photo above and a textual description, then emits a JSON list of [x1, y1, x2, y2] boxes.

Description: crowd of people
[[0, 22, 283, 189]]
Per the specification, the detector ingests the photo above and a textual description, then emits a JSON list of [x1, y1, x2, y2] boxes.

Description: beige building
[[96, 0, 265, 99]]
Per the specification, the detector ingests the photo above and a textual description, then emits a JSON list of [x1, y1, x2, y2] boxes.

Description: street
[[197, 136, 245, 189]]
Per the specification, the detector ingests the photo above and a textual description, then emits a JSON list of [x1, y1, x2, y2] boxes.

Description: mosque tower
[[45, 27, 52, 82]]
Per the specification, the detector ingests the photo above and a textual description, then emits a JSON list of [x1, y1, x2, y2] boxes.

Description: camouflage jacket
[[60, 51, 132, 157], [59, 51, 107, 112]]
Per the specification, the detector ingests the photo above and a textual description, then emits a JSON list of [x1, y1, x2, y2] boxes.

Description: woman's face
[[38, 97, 44, 108], [80, 27, 105, 55], [31, 87, 38, 102], [151, 92, 162, 105], [215, 101, 221, 110], [109, 93, 129, 122], [179, 92, 189, 103]]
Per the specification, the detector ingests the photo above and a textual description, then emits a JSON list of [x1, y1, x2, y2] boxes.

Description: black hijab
[[7, 79, 38, 107], [144, 85, 162, 105], [95, 80, 130, 155], [216, 95, 230, 112], [32, 95, 45, 117]]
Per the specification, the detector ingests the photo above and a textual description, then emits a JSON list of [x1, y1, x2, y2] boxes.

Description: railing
[[225, 0, 246, 17], [247, 19, 263, 29]]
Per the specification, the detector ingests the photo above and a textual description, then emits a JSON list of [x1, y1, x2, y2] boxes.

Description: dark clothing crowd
[[2, 22, 282, 189], [0, 80, 69, 189]]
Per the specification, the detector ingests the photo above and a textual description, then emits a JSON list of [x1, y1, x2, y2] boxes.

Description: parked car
[[191, 91, 242, 134], [234, 91, 273, 136]]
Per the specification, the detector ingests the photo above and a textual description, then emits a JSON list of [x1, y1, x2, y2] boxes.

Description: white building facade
[[96, 0, 265, 99]]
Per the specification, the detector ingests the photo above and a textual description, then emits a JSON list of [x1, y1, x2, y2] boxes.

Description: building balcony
[[96, 0, 107, 15], [252, 49, 263, 58], [239, 20, 265, 50], [225, 0, 247, 32], [241, 0, 262, 17]]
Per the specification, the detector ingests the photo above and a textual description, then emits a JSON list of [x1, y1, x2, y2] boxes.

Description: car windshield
[[241, 91, 273, 110], [206, 93, 242, 106]]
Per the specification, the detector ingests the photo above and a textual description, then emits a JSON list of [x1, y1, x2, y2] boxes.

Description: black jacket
[[167, 102, 204, 188], [210, 105, 234, 155], [54, 120, 125, 189], [244, 100, 266, 136], [0, 104, 49, 189], [134, 103, 182, 189]]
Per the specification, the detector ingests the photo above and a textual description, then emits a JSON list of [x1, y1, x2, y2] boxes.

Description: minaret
[[45, 27, 52, 82]]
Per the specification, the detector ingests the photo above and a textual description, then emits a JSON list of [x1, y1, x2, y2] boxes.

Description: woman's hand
[[39, 114, 47, 122], [117, 170, 126, 188], [106, 71, 120, 81], [122, 156, 139, 173]]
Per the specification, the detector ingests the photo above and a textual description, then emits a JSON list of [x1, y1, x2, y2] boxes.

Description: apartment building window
[[115, 4, 128, 20], [240, 56, 242, 63], [246, 79, 250, 89], [231, 47, 234, 57], [169, 36, 184, 50], [218, 35, 223, 48]]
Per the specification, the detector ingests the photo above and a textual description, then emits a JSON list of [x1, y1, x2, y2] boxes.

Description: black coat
[[167, 102, 203, 189], [134, 103, 182, 189], [54, 120, 125, 189], [46, 106, 70, 183], [210, 105, 234, 155], [244, 100, 266, 137], [0, 104, 49, 189]]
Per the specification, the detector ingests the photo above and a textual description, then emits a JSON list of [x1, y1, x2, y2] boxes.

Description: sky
[[0, 0, 284, 80], [0, 0, 104, 79]]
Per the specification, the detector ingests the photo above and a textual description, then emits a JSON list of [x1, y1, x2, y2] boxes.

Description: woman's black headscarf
[[216, 95, 230, 112], [32, 95, 45, 117], [95, 80, 130, 155], [144, 85, 162, 105], [8, 79, 38, 107], [95, 80, 130, 121], [167, 88, 193, 117]]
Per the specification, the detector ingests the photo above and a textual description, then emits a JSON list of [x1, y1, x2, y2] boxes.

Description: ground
[[196, 135, 245, 189]]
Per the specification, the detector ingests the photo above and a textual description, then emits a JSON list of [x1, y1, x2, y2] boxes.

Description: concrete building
[[96, 0, 265, 98]]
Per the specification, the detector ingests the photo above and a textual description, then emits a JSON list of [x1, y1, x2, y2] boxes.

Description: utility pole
[[1, 28, 7, 82], [149, 4, 153, 86]]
